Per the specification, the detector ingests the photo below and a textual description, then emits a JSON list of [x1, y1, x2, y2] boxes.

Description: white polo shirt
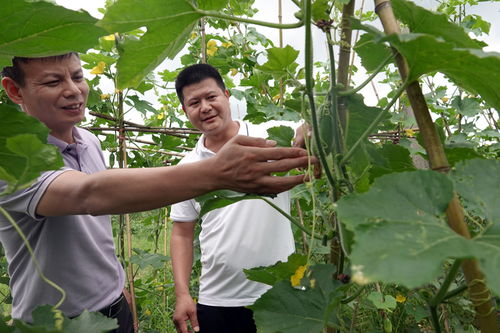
[[170, 120, 295, 306]]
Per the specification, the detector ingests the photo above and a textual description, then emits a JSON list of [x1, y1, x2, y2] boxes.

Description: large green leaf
[[267, 126, 294, 147], [0, 0, 107, 67], [198, 0, 229, 10], [0, 106, 63, 195], [384, 33, 500, 111], [337, 168, 500, 295], [354, 33, 393, 72], [98, 0, 202, 88], [250, 264, 346, 333], [244, 253, 307, 286], [451, 159, 499, 228], [367, 143, 416, 181], [256, 45, 299, 79], [392, 0, 485, 49]]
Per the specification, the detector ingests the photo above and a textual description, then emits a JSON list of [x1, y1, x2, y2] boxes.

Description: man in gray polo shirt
[[0, 53, 313, 332]]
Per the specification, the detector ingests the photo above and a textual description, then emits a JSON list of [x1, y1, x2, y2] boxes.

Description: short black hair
[[1, 52, 79, 87], [175, 63, 226, 105]]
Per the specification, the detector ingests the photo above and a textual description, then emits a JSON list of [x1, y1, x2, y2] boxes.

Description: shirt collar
[[195, 120, 246, 156]]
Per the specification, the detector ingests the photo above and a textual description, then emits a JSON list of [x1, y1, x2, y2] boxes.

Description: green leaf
[[368, 143, 416, 181], [354, 33, 393, 72], [256, 45, 299, 79], [198, 0, 229, 10], [244, 253, 307, 286], [99, 0, 202, 88], [383, 33, 500, 111], [0, 0, 107, 67], [131, 250, 170, 270], [267, 126, 294, 147], [450, 96, 481, 117], [63, 310, 118, 333], [0, 106, 63, 195], [444, 147, 482, 167], [367, 292, 397, 311], [125, 95, 156, 115], [451, 159, 500, 294], [337, 169, 500, 295], [451, 159, 499, 227], [249, 264, 346, 333], [195, 190, 264, 217], [344, 93, 390, 175], [312, 0, 330, 22], [392, 0, 485, 49]]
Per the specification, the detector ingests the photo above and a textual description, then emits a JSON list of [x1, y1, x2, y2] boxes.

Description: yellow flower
[[441, 97, 449, 103], [272, 94, 281, 103], [90, 61, 106, 75], [157, 113, 165, 120], [221, 41, 233, 48], [156, 285, 164, 291], [115, 88, 122, 94], [103, 34, 115, 41], [396, 294, 407, 303], [290, 265, 307, 287], [404, 129, 415, 137], [207, 39, 218, 57], [190, 32, 198, 40], [100, 93, 110, 100], [230, 68, 238, 76], [144, 309, 152, 316]]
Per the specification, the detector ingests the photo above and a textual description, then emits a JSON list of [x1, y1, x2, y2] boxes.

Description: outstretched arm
[[36, 135, 313, 216], [171, 221, 199, 333]]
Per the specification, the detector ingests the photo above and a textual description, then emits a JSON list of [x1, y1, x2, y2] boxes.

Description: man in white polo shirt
[[170, 64, 296, 333]]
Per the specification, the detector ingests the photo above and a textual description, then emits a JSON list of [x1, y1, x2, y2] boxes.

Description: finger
[[246, 147, 309, 163], [257, 156, 311, 174], [190, 312, 200, 332], [173, 319, 189, 333], [254, 174, 306, 194], [230, 135, 277, 148]]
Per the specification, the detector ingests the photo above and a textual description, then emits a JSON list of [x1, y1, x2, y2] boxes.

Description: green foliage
[[267, 126, 294, 147], [249, 264, 348, 333], [4, 306, 117, 333], [337, 160, 500, 295], [391, 0, 485, 48], [0, 106, 63, 195], [0, 0, 107, 68], [195, 190, 265, 217], [99, 0, 202, 88], [244, 253, 307, 286]]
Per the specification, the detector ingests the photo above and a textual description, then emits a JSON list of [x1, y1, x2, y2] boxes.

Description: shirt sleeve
[[0, 168, 71, 220], [170, 198, 200, 222]]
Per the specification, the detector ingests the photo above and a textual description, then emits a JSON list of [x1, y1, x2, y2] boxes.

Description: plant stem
[[303, 0, 337, 190], [443, 285, 468, 301], [374, 1, 497, 331], [340, 82, 407, 165], [0, 207, 66, 308], [338, 54, 394, 96], [429, 304, 443, 333], [341, 286, 365, 304], [198, 9, 303, 29], [337, 0, 356, 130], [430, 259, 462, 306], [262, 198, 322, 240]]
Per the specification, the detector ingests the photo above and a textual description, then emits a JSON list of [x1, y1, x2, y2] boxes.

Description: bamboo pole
[[337, 0, 356, 130], [116, 89, 139, 331], [374, 1, 498, 331]]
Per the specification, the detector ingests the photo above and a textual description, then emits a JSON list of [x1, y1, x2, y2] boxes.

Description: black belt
[[99, 293, 125, 318]]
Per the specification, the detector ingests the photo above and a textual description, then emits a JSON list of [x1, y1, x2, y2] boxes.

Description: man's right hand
[[173, 295, 199, 333], [213, 135, 315, 194]]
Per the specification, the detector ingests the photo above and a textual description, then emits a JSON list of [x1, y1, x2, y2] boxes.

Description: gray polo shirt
[[0, 127, 125, 321]]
